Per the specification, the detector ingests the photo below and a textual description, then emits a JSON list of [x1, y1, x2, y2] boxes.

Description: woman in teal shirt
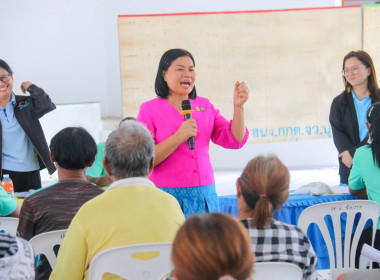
[[0, 187, 19, 217], [349, 101, 380, 267]]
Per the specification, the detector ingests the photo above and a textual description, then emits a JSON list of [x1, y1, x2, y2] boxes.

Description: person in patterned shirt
[[0, 233, 35, 279], [237, 155, 317, 280]]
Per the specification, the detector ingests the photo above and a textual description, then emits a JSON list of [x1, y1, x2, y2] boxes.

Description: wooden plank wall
[[363, 5, 380, 75], [118, 7, 362, 143]]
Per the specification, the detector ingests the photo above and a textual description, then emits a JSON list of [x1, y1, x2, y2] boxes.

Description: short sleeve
[[0, 187, 17, 216], [137, 102, 157, 142], [17, 198, 36, 240], [349, 151, 364, 190]]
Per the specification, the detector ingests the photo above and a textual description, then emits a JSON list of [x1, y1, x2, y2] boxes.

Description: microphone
[[181, 100, 195, 150]]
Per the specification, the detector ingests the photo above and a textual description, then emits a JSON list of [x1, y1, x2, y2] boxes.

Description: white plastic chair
[[253, 261, 303, 280], [359, 243, 380, 268], [297, 200, 379, 280], [88, 242, 172, 280], [29, 229, 67, 268], [0, 217, 19, 236]]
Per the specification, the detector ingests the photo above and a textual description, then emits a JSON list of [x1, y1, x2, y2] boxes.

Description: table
[[15, 197, 24, 206], [218, 193, 362, 269]]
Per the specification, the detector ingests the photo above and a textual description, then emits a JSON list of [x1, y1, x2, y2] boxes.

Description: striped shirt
[[17, 180, 104, 279]]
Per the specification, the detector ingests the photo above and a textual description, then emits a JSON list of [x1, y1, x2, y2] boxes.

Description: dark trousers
[[1, 169, 42, 192], [338, 157, 350, 185], [355, 227, 380, 268]]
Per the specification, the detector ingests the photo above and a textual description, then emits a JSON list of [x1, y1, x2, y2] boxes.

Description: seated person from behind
[[51, 120, 185, 280], [349, 101, 380, 266], [0, 186, 20, 217], [237, 155, 317, 280], [171, 213, 254, 280], [86, 117, 136, 188], [0, 233, 35, 279], [17, 127, 104, 280]]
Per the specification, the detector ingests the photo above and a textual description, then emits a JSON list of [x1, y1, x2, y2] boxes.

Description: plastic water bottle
[[2, 174, 14, 197]]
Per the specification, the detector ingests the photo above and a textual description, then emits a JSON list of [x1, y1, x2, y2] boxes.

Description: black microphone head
[[181, 100, 191, 110]]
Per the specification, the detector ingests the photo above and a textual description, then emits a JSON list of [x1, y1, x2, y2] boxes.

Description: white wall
[[40, 102, 103, 144], [2, 0, 336, 118], [2, 0, 108, 114], [1, 0, 339, 171], [38, 102, 103, 183]]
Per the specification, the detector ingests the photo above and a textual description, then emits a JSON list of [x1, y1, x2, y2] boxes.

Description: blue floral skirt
[[158, 184, 220, 218]]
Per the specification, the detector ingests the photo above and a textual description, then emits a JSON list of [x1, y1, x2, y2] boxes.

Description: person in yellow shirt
[[50, 120, 185, 280]]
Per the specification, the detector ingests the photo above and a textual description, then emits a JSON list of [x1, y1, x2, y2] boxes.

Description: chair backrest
[[297, 200, 379, 280], [0, 217, 19, 236], [88, 242, 173, 280], [29, 229, 67, 268], [253, 262, 303, 280]]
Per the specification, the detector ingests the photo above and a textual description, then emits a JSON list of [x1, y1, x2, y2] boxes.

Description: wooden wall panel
[[364, 5, 380, 82], [118, 7, 361, 143]]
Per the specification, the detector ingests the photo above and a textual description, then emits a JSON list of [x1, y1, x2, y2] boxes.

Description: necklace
[[167, 100, 183, 111]]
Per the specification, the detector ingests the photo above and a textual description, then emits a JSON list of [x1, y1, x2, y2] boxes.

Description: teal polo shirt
[[0, 186, 17, 216], [349, 145, 380, 229]]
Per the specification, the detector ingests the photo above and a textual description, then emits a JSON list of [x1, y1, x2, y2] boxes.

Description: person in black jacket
[[0, 59, 56, 192], [329, 50, 380, 184]]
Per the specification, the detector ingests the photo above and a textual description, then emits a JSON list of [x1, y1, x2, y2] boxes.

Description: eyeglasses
[[0, 74, 11, 83], [342, 65, 367, 76]]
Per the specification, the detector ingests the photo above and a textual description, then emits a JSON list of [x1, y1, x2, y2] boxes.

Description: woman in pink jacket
[[137, 49, 249, 216]]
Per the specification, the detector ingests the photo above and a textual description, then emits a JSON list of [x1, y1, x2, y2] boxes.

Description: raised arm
[[21, 81, 56, 118], [231, 81, 249, 142]]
